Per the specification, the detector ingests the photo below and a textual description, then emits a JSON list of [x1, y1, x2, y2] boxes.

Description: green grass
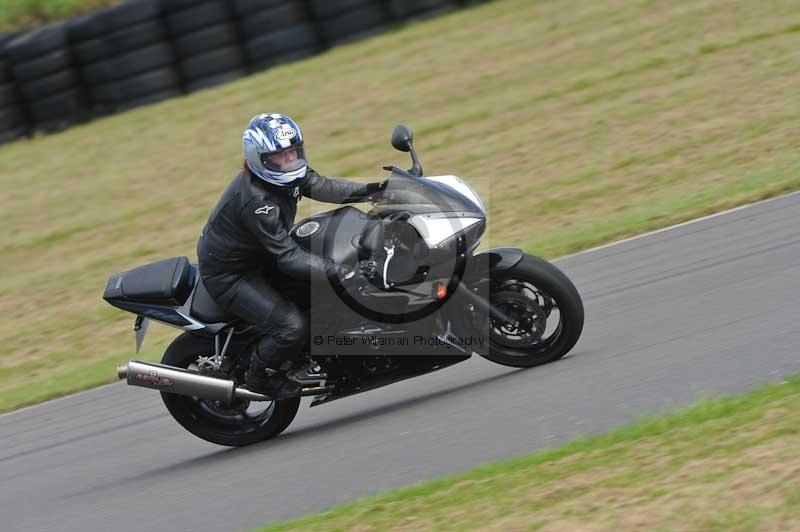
[[257, 376, 800, 531], [1, 0, 800, 413], [0, 0, 118, 32]]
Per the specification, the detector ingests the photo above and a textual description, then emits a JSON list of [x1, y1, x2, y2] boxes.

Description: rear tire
[[479, 255, 584, 368], [160, 332, 301, 446]]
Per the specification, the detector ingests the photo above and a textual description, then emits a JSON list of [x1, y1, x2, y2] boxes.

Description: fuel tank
[[291, 206, 375, 266]]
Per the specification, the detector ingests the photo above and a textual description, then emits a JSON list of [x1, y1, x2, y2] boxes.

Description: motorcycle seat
[[104, 256, 193, 306], [189, 275, 237, 324]]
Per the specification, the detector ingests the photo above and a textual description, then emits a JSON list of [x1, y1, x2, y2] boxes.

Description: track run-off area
[[1, 192, 798, 532]]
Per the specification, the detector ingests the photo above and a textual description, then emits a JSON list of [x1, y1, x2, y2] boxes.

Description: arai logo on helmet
[[274, 127, 297, 141]]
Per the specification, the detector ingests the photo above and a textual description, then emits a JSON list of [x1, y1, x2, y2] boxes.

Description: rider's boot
[[243, 360, 301, 400]]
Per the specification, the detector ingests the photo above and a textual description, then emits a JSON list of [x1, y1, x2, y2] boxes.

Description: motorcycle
[[105, 125, 584, 446]]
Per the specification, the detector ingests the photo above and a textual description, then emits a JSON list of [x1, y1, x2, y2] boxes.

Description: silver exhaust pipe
[[118, 360, 274, 402]]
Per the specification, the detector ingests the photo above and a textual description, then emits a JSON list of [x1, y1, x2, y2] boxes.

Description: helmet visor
[[260, 146, 306, 173]]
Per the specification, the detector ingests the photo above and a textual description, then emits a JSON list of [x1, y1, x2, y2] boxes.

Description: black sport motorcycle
[[105, 125, 584, 446]]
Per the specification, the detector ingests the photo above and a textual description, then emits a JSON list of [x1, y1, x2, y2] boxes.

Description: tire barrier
[[0, 32, 31, 144], [386, 0, 460, 21], [308, 0, 391, 46], [70, 0, 179, 113], [162, 0, 246, 92], [5, 22, 87, 133], [231, 0, 321, 72], [0, 0, 493, 147]]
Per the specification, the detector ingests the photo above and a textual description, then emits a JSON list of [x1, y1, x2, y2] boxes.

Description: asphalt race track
[[2, 192, 798, 532]]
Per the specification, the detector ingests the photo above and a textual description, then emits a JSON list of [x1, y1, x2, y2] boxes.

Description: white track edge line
[[0, 381, 123, 420], [552, 190, 800, 263]]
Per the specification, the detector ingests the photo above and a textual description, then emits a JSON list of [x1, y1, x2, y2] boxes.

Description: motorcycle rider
[[196, 113, 385, 399]]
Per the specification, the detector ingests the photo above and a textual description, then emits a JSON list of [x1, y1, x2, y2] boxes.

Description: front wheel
[[159, 332, 301, 447], [478, 255, 584, 368]]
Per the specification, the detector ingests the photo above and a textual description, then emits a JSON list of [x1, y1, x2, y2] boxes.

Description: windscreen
[[376, 174, 484, 215]]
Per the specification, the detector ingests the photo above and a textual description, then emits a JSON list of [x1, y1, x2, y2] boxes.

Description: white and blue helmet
[[242, 113, 307, 187]]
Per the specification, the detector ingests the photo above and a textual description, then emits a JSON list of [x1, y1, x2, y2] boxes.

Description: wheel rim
[[181, 362, 278, 436], [191, 399, 277, 434], [488, 278, 564, 356]]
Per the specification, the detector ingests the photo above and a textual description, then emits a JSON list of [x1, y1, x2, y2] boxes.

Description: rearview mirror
[[391, 125, 414, 152]]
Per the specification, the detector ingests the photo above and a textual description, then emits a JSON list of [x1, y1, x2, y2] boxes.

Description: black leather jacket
[[197, 168, 378, 281]]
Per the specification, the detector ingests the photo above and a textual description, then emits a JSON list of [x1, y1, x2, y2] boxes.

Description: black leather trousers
[[202, 269, 308, 371]]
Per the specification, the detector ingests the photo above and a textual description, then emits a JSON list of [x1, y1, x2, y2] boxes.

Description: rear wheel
[[479, 255, 584, 368], [159, 332, 301, 446]]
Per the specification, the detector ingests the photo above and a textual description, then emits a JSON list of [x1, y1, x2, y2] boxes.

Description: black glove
[[332, 263, 362, 294], [363, 179, 388, 203], [336, 261, 383, 293]]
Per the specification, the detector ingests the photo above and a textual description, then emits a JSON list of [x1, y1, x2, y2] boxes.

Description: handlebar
[[382, 165, 417, 178]]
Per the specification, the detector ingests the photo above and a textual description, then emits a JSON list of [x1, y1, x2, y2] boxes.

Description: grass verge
[[1, 0, 800, 412], [258, 376, 800, 531], [0, 0, 118, 32]]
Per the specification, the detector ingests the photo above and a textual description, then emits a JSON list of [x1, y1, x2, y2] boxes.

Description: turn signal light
[[434, 282, 447, 300]]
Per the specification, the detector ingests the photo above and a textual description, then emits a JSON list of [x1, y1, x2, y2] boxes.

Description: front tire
[[159, 332, 301, 447], [479, 254, 584, 368]]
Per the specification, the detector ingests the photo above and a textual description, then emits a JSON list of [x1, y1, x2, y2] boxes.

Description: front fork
[[441, 247, 528, 351]]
